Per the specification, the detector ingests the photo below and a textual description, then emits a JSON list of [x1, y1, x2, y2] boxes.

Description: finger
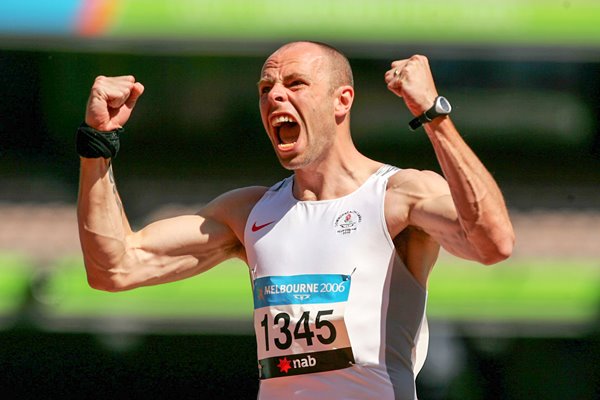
[[390, 59, 409, 75], [385, 68, 401, 84], [114, 75, 135, 82], [386, 80, 402, 97], [105, 79, 137, 109], [385, 59, 409, 84], [107, 92, 130, 109], [384, 69, 396, 84]]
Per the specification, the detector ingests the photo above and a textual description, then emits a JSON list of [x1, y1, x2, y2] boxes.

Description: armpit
[[393, 226, 440, 287]]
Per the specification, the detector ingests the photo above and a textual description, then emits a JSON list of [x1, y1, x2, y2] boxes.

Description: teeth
[[278, 143, 295, 150], [271, 115, 296, 127]]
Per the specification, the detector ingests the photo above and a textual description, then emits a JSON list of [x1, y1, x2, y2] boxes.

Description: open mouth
[[271, 114, 300, 151]]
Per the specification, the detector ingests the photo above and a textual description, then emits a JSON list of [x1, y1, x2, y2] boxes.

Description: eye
[[289, 80, 306, 89], [259, 85, 272, 95]]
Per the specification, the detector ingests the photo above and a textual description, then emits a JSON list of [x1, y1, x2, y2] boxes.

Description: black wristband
[[76, 122, 123, 159]]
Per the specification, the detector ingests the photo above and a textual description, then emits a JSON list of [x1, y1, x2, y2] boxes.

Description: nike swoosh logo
[[252, 221, 275, 232]]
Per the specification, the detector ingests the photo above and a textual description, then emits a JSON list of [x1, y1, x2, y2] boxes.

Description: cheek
[[258, 99, 266, 115], [309, 104, 334, 130], [259, 104, 270, 129]]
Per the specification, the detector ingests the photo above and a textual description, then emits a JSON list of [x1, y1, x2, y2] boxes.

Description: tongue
[[279, 123, 299, 144]]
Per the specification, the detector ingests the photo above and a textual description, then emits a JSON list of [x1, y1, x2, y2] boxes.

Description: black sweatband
[[76, 122, 123, 159]]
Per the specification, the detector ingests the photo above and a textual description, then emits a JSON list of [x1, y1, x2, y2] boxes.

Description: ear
[[334, 85, 354, 118]]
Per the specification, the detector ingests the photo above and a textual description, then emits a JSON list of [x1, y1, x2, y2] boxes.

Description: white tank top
[[244, 165, 429, 400]]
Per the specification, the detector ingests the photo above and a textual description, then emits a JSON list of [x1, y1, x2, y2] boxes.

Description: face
[[258, 43, 338, 170]]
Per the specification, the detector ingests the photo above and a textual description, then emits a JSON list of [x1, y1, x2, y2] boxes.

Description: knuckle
[[414, 54, 429, 64], [92, 76, 110, 92], [93, 76, 110, 88]]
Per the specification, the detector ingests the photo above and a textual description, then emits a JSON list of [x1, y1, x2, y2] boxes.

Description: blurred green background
[[1, 1, 600, 399]]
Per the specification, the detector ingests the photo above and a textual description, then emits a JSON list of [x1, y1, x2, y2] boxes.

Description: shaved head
[[270, 41, 354, 91]]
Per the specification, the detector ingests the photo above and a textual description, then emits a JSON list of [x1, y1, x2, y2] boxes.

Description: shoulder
[[386, 168, 449, 196], [216, 185, 270, 203], [203, 186, 269, 218], [199, 186, 268, 237]]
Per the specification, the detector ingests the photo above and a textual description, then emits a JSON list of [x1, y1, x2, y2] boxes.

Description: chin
[[278, 159, 301, 171], [276, 154, 306, 171]]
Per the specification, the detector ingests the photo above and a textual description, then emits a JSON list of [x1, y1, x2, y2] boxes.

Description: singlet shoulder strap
[[267, 176, 293, 193], [374, 164, 401, 179]]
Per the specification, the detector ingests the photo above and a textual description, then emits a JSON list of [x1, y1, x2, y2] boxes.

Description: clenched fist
[[85, 75, 145, 131], [384, 55, 438, 117]]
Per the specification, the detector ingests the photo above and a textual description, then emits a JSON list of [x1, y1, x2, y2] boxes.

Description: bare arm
[[385, 56, 514, 265], [77, 75, 263, 291]]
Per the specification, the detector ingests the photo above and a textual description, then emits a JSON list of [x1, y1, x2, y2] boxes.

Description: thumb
[[125, 82, 145, 109]]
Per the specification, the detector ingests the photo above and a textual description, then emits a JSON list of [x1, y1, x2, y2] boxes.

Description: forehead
[[260, 44, 328, 80]]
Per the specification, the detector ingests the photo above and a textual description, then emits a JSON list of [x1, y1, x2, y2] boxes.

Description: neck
[[291, 143, 382, 201]]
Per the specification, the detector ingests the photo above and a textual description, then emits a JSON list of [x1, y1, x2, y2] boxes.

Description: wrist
[[408, 96, 452, 131], [76, 122, 124, 159]]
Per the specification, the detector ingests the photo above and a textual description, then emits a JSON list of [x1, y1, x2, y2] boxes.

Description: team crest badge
[[334, 210, 362, 235]]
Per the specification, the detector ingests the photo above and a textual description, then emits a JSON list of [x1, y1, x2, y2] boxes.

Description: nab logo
[[278, 355, 317, 374], [293, 294, 311, 301], [294, 355, 317, 368]]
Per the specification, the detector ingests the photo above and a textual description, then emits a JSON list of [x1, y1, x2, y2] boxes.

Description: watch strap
[[408, 113, 432, 131]]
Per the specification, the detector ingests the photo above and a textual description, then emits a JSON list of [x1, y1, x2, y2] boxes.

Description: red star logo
[[277, 357, 292, 374]]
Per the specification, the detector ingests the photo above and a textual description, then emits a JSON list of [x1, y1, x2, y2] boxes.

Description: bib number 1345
[[260, 309, 336, 352]]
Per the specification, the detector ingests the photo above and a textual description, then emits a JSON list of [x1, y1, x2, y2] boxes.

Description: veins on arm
[[107, 162, 124, 215], [401, 168, 510, 264]]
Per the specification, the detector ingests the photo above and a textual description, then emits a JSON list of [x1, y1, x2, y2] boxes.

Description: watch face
[[436, 96, 451, 114]]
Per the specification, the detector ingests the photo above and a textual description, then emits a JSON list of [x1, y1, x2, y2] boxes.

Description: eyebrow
[[257, 72, 311, 87], [257, 76, 273, 87]]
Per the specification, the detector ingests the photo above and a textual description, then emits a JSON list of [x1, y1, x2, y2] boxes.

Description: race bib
[[253, 274, 355, 379]]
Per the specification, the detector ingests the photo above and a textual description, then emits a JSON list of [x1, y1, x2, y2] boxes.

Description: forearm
[[425, 117, 514, 262], [77, 157, 133, 289]]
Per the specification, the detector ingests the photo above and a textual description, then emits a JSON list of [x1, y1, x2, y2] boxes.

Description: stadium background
[[1, 0, 599, 398]]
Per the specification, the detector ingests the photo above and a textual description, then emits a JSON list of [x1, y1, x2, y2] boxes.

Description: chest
[[246, 189, 394, 278]]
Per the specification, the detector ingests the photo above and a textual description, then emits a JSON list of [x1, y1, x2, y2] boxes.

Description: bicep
[[121, 213, 241, 288], [116, 186, 267, 289], [134, 213, 240, 260], [410, 194, 473, 259], [404, 172, 481, 261]]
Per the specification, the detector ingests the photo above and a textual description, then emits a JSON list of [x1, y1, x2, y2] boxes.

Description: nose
[[268, 83, 287, 103]]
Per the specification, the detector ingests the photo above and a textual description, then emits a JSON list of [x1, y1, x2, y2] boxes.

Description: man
[[77, 41, 514, 399]]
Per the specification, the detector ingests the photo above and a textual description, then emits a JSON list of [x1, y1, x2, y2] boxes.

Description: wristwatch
[[408, 96, 452, 131]]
